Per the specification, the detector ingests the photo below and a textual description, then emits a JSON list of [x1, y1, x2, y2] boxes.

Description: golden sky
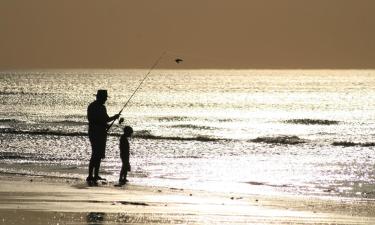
[[1, 0, 374, 69]]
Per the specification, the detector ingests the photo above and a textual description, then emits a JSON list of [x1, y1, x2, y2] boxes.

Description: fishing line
[[107, 49, 227, 132], [107, 51, 171, 132]]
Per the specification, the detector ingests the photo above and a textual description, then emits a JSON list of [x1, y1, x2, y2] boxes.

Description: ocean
[[1, 69, 375, 199]]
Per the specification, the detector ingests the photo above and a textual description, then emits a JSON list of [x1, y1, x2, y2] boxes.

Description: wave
[[251, 135, 306, 145], [0, 91, 55, 96], [218, 118, 234, 122], [0, 170, 81, 181], [0, 91, 22, 95], [169, 124, 216, 130], [0, 128, 88, 137], [332, 141, 375, 147], [156, 116, 189, 122], [171, 156, 202, 159], [284, 119, 339, 125], [245, 181, 290, 188], [0, 128, 225, 142], [0, 152, 77, 161], [0, 119, 23, 123], [0, 152, 30, 160], [46, 120, 87, 126], [0, 118, 86, 126], [135, 131, 226, 142]]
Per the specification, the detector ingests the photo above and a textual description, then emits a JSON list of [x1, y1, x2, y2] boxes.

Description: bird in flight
[[175, 58, 183, 64]]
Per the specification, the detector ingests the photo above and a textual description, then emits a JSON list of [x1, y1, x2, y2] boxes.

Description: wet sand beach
[[0, 175, 375, 225]]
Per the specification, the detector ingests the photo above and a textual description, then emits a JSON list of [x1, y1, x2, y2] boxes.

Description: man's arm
[[107, 114, 120, 122], [102, 105, 120, 123]]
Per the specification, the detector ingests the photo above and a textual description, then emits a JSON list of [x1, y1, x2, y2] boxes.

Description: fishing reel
[[119, 117, 124, 124]]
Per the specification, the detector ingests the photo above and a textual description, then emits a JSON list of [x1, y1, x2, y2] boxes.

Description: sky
[[1, 0, 375, 69]]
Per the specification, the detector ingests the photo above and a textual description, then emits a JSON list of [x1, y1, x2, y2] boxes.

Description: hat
[[95, 89, 108, 98]]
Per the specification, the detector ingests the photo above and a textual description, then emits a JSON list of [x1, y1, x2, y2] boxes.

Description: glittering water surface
[[1, 69, 375, 198]]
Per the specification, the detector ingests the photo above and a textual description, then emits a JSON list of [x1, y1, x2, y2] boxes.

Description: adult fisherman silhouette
[[87, 52, 183, 185], [87, 90, 120, 184]]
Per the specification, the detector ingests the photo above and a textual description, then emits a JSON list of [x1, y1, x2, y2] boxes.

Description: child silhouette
[[119, 126, 133, 185]]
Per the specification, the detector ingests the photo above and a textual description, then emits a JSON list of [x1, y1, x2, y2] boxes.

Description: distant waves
[[251, 135, 306, 145], [0, 128, 87, 137], [2, 128, 375, 147], [0, 128, 226, 142], [283, 119, 340, 125], [332, 141, 375, 147]]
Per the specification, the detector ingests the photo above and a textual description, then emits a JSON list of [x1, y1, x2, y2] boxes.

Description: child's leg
[[119, 165, 125, 181]]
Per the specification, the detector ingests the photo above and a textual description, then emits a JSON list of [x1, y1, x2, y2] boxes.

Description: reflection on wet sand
[[87, 212, 105, 225]]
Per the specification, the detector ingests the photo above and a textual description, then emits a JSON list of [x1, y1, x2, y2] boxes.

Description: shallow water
[[1, 69, 375, 198]]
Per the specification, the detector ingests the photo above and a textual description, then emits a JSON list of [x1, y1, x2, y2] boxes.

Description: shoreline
[[1, 174, 375, 224]]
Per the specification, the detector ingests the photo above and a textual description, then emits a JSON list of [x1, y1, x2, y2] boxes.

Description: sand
[[0, 175, 375, 224]]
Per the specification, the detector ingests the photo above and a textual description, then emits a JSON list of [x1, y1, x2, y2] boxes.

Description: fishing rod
[[107, 51, 173, 132]]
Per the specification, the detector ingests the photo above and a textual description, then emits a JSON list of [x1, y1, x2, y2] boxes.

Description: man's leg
[[88, 156, 94, 179], [87, 136, 96, 181], [94, 157, 101, 178], [93, 137, 106, 180]]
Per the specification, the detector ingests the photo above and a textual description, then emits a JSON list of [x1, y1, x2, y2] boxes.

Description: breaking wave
[[0, 128, 87, 137], [251, 135, 306, 145], [134, 130, 226, 142], [284, 119, 339, 125], [0, 169, 81, 181], [156, 116, 189, 122], [0, 152, 30, 160], [0, 119, 23, 123], [0, 91, 23, 95], [0, 118, 86, 126], [0, 91, 56, 96], [332, 141, 375, 147], [0, 128, 225, 142], [0, 151, 81, 162], [218, 118, 234, 122], [46, 120, 87, 126], [169, 124, 216, 130], [244, 181, 291, 188]]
